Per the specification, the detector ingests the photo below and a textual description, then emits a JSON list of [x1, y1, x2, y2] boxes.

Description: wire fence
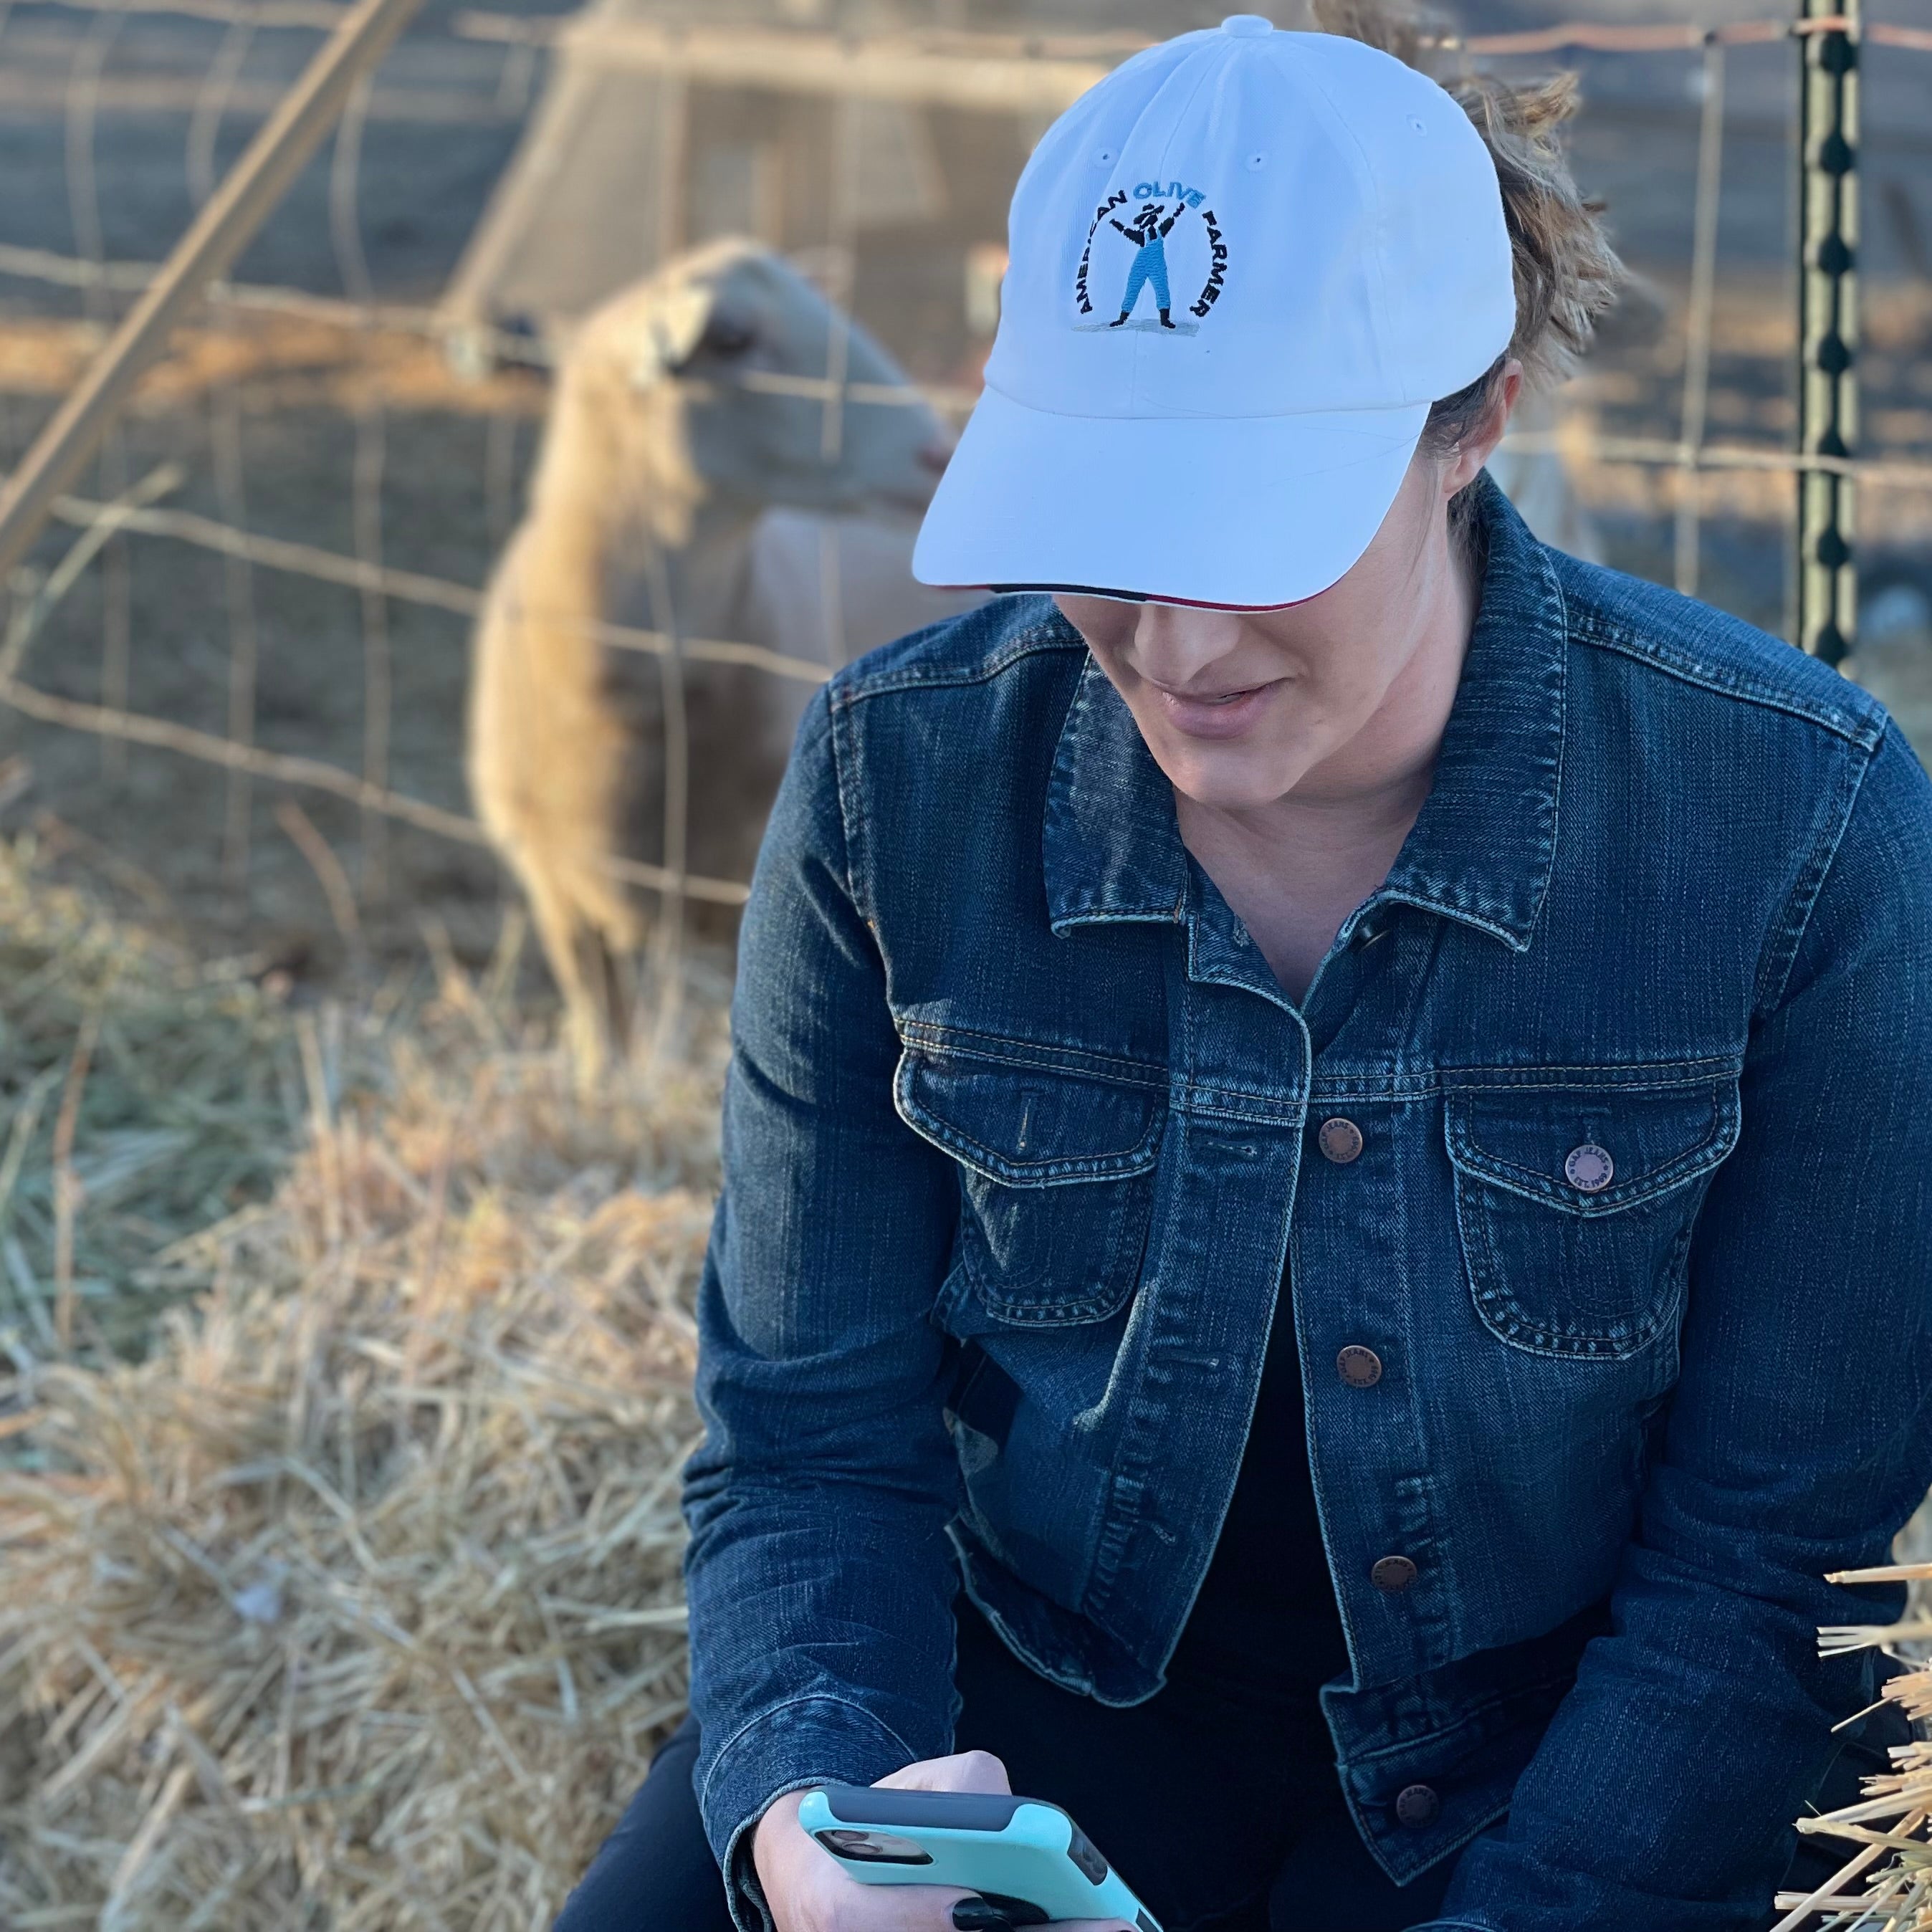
[[0, 0, 1929, 971]]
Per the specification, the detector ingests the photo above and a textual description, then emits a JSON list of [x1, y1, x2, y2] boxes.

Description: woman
[[560, 17, 1932, 1932]]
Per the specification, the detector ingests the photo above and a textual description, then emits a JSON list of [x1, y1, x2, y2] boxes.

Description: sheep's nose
[[918, 439, 952, 474]]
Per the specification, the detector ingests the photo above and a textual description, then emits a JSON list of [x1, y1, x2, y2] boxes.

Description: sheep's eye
[[699, 313, 757, 359]]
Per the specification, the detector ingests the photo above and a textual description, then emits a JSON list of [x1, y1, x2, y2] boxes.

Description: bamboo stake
[[1772, 1871, 1895, 1922]]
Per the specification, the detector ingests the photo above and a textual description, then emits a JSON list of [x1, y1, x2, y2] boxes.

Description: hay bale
[[1777, 1555, 1932, 1930], [0, 953, 727, 1928], [0, 833, 302, 1361]]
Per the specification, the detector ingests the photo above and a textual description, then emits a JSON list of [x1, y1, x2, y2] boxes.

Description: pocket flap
[[1446, 1079, 1741, 1217], [896, 1048, 1164, 1186]]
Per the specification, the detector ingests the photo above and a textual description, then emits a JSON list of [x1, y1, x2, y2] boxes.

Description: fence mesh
[[1, 0, 1930, 987]]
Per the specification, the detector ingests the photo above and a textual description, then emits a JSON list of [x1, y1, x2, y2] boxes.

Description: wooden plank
[[473, 16, 1116, 115]]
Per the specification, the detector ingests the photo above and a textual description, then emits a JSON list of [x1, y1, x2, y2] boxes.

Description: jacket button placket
[[1395, 1783, 1441, 1830], [1313, 1113, 1420, 1619], [1336, 1344, 1383, 1388], [1371, 1554, 1418, 1592]]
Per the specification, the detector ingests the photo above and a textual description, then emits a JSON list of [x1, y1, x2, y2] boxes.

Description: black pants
[[555, 1599, 1457, 1932], [555, 1600, 1913, 1932]]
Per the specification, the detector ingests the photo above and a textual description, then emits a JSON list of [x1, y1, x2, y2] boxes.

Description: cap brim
[[912, 384, 1429, 609]]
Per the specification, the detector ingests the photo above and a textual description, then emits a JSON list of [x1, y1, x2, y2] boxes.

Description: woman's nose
[[1131, 601, 1245, 684]]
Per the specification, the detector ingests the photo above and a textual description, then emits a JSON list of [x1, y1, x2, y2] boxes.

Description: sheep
[[468, 238, 977, 1076], [742, 506, 984, 672]]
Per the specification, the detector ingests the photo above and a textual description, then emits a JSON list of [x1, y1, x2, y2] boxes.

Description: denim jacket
[[682, 479, 1932, 1931]]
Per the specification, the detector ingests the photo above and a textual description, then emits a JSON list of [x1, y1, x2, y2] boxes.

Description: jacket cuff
[[700, 1693, 922, 1932]]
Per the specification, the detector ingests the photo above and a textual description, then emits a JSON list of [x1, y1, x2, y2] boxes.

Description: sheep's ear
[[628, 284, 714, 390]]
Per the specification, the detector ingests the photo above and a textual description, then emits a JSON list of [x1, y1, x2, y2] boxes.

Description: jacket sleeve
[[681, 682, 965, 1924], [1430, 722, 1932, 1931]]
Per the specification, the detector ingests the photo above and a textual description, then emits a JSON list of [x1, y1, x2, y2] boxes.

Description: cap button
[[1221, 13, 1274, 35]]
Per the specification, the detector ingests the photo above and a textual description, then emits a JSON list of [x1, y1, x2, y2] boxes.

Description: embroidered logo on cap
[[1073, 177, 1230, 335]]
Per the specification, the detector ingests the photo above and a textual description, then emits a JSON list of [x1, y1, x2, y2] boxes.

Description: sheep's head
[[577, 239, 949, 534]]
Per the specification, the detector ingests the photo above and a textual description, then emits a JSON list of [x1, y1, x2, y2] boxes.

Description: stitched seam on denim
[[1054, 904, 1190, 928], [1373, 885, 1531, 951], [924, 1107, 1159, 1180], [1073, 1072, 1751, 1127], [895, 1057, 1164, 1185], [912, 1108, 1159, 1182], [1339, 1665, 1581, 1767], [696, 1693, 919, 1819], [1465, 1194, 1673, 1356], [1751, 718, 1881, 1020], [898, 1046, 1750, 1134], [1445, 1088, 1736, 1210], [824, 684, 875, 930], [837, 621, 1080, 701], [1178, 1095, 1310, 1129], [949, 1532, 1112, 1701], [1567, 613, 1883, 747], [1182, 1065, 1745, 1118], [898, 1020, 1168, 1087], [910, 1036, 1165, 1088], [1467, 1203, 1684, 1357], [1513, 535, 1567, 953], [902, 1030, 1743, 1106], [1084, 1004, 1192, 1610], [722, 1778, 844, 1932], [960, 1179, 1147, 1323], [1451, 1131, 1692, 1357], [1448, 1148, 1730, 1219], [1348, 1789, 1513, 1893], [1436, 1057, 1741, 1088]]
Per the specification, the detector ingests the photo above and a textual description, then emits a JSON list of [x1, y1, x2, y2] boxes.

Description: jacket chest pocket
[[1446, 1077, 1741, 1360], [894, 1046, 1164, 1325]]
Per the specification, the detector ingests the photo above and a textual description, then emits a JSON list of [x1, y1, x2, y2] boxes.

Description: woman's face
[[1057, 378, 1516, 813]]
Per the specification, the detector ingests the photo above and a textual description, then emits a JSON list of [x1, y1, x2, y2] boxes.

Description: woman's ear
[[1440, 359, 1525, 498]]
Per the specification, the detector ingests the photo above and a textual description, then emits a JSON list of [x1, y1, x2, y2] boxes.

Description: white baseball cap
[[912, 15, 1516, 608]]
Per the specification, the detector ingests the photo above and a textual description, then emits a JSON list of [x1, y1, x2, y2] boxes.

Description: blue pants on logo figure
[[1115, 241, 1173, 326]]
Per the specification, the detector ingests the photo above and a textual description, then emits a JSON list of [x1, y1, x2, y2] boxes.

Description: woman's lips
[[1147, 678, 1279, 740]]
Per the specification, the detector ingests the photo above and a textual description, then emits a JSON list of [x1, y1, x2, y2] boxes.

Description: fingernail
[[952, 1901, 1015, 1931]]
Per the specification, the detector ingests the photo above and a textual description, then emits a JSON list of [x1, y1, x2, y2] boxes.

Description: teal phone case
[[797, 1785, 1161, 1929]]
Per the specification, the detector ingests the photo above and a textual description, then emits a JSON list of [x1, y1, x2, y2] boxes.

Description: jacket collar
[[1043, 477, 1566, 954]]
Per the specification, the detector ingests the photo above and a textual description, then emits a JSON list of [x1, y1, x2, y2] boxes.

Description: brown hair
[[1308, 1, 1626, 460]]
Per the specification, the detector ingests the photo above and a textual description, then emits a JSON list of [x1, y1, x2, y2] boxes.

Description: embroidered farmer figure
[[1110, 201, 1184, 327]]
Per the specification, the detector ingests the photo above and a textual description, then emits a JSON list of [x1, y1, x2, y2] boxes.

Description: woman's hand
[[752, 1749, 1132, 1932]]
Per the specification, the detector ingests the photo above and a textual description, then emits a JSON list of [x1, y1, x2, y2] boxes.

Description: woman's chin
[[1156, 740, 1309, 814]]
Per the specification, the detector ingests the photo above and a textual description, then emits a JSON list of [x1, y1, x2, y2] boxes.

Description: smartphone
[[796, 1784, 1162, 1930]]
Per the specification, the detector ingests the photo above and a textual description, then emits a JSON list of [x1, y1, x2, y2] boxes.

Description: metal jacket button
[[1371, 1554, 1417, 1592], [1564, 1142, 1615, 1192], [1318, 1117, 1363, 1164], [1337, 1345, 1384, 1388], [1395, 1784, 1441, 1830]]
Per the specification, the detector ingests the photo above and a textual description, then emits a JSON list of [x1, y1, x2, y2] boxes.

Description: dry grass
[[1774, 1539, 1932, 1931], [0, 829, 305, 1360], [0, 850, 730, 1928]]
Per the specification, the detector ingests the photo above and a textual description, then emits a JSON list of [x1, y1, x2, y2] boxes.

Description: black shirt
[[1162, 1266, 1352, 1711]]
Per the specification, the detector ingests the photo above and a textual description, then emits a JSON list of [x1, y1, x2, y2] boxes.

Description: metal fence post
[[1794, 0, 1860, 661]]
